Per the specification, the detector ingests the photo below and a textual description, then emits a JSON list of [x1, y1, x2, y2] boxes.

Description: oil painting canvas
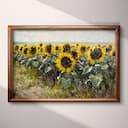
[[8, 25, 120, 102]]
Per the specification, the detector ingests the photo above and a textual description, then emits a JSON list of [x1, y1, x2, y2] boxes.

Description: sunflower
[[71, 50, 80, 59], [112, 48, 116, 56], [56, 53, 76, 73], [41, 53, 48, 60], [23, 44, 28, 47], [75, 43, 79, 48], [86, 43, 92, 50], [14, 44, 20, 53], [70, 44, 77, 50], [44, 44, 53, 55], [39, 43, 43, 47], [105, 43, 115, 56], [53, 44, 62, 53], [36, 43, 43, 51], [96, 43, 102, 48], [27, 45, 38, 57], [62, 43, 71, 53], [87, 46, 106, 64], [36, 43, 44, 54], [77, 44, 89, 57], [39, 46, 44, 54], [22, 46, 29, 56], [111, 44, 116, 56], [18, 45, 24, 53]]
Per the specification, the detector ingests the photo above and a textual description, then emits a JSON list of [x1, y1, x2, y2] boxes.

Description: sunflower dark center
[[56, 46, 59, 50], [40, 44, 43, 46], [87, 46, 90, 50], [106, 45, 112, 52], [61, 57, 72, 68], [20, 47, 23, 51], [91, 48, 102, 59], [43, 54, 47, 58], [71, 51, 78, 58], [80, 46, 86, 53], [46, 45, 52, 53], [63, 44, 70, 52], [40, 48, 43, 52], [113, 51, 115, 56], [30, 47, 36, 54], [24, 48, 28, 54], [15, 45, 19, 51]]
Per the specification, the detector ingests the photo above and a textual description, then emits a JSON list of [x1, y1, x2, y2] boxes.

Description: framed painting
[[8, 25, 120, 102]]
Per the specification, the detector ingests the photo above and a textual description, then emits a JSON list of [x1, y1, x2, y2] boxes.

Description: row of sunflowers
[[14, 43, 116, 98]]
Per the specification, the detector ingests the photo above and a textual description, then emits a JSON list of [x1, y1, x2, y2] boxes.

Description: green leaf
[[44, 65, 52, 73], [89, 74, 103, 88], [61, 78, 71, 89], [38, 63, 44, 70], [25, 61, 31, 66], [57, 72, 63, 80], [76, 63, 83, 70], [20, 59, 26, 65], [17, 56, 23, 62], [82, 66, 92, 75], [101, 64, 109, 70], [95, 64, 100, 67], [28, 58, 33, 62], [32, 56, 38, 60], [32, 61, 40, 68], [25, 58, 33, 66], [71, 71, 77, 76], [14, 52, 19, 58], [50, 54, 57, 63]]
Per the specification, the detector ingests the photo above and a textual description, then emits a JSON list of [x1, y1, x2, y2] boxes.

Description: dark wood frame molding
[[8, 25, 120, 102]]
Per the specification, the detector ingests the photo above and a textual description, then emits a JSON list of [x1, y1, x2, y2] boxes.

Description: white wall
[[0, 0, 128, 128]]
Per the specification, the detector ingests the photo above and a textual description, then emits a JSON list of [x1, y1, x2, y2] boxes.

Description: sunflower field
[[13, 42, 116, 98]]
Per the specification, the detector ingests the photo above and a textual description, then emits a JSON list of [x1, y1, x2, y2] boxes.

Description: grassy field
[[14, 63, 92, 99], [13, 43, 115, 99]]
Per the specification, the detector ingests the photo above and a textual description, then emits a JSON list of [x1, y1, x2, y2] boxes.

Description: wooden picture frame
[[8, 25, 120, 102]]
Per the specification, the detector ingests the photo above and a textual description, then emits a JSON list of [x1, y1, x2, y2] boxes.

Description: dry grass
[[14, 63, 92, 99]]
